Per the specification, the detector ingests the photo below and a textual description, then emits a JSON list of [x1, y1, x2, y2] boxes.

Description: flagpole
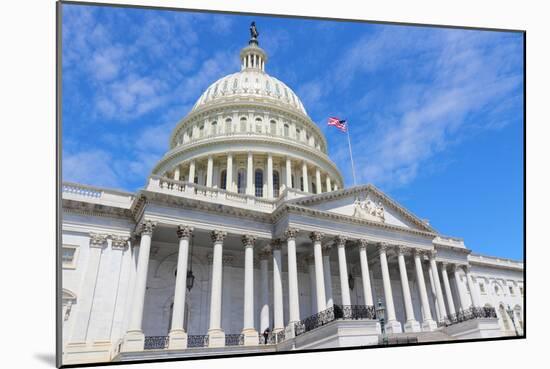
[[346, 123, 357, 187]]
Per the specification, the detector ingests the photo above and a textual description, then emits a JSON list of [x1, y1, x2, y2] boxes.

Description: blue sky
[[62, 4, 524, 260]]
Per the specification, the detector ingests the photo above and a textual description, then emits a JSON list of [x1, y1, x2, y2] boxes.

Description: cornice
[[62, 199, 134, 221]]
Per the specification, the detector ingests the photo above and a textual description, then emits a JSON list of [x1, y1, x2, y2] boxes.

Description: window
[[255, 169, 263, 197], [509, 286, 514, 295], [199, 125, 205, 137], [240, 117, 247, 133], [479, 283, 486, 294], [220, 170, 227, 190], [237, 169, 246, 194], [520, 287, 524, 296], [270, 120, 277, 134], [300, 177, 304, 191], [193, 176, 198, 184], [283, 124, 289, 137], [494, 285, 500, 295], [311, 182, 316, 194], [188, 128, 193, 139], [255, 118, 262, 133], [225, 118, 232, 133], [211, 121, 218, 135], [291, 175, 295, 189], [62, 246, 78, 269], [273, 171, 280, 197], [296, 128, 301, 140]]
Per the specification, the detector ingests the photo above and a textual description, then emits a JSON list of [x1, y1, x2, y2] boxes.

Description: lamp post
[[506, 305, 519, 336], [376, 298, 386, 342]]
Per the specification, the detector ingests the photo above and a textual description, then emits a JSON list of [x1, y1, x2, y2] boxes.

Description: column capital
[[358, 239, 369, 250], [335, 235, 348, 247], [396, 244, 408, 255], [378, 241, 390, 252], [258, 247, 271, 260], [322, 242, 332, 252], [428, 249, 437, 259], [270, 239, 282, 251], [309, 231, 324, 243], [242, 234, 256, 248], [176, 225, 193, 240], [111, 235, 129, 250], [284, 227, 299, 241], [211, 230, 227, 243], [463, 264, 472, 273], [440, 261, 449, 269], [89, 233, 108, 248], [139, 220, 157, 236]]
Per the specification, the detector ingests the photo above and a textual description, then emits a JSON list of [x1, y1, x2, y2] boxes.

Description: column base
[[421, 319, 438, 332], [207, 328, 225, 348], [285, 322, 297, 339], [383, 320, 403, 334], [120, 330, 145, 352], [403, 320, 422, 333], [241, 328, 259, 346], [168, 329, 187, 350]]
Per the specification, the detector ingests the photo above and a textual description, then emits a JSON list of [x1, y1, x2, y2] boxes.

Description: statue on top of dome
[[250, 21, 259, 43]]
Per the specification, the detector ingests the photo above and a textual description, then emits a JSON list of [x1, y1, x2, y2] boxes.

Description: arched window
[[255, 169, 263, 197], [225, 118, 232, 133], [270, 120, 277, 134], [283, 124, 289, 137], [199, 125, 205, 137], [300, 177, 304, 191], [240, 117, 247, 133], [273, 171, 280, 197], [499, 304, 511, 330], [211, 121, 218, 135], [296, 128, 301, 140], [237, 169, 246, 194], [220, 170, 227, 190], [255, 118, 262, 133], [188, 128, 193, 139]]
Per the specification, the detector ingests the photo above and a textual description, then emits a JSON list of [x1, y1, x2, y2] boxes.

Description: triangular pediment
[[287, 185, 436, 233]]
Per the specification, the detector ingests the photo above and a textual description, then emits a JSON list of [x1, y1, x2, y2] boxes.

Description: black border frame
[[56, 1, 527, 367]]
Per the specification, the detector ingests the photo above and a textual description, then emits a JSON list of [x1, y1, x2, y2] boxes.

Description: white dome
[[191, 70, 307, 115]]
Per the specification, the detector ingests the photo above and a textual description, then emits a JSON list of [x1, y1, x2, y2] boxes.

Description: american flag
[[327, 117, 347, 132]]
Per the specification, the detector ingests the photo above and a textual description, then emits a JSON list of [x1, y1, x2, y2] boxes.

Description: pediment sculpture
[[352, 196, 385, 222]]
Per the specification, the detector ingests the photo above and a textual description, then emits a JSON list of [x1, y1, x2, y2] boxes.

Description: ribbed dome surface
[[190, 70, 308, 115]]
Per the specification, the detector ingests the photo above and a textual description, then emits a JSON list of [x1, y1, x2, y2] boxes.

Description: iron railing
[[225, 334, 244, 346], [258, 330, 286, 345], [294, 304, 376, 337], [187, 335, 209, 348], [439, 306, 498, 327], [144, 336, 169, 350]]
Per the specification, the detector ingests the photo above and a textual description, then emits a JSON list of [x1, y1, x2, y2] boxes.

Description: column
[[311, 232, 327, 312], [241, 235, 258, 345], [427, 262, 441, 322], [122, 221, 155, 352], [188, 160, 196, 184], [315, 168, 322, 194], [168, 226, 193, 349], [271, 240, 285, 333], [302, 161, 309, 192], [440, 263, 456, 316], [307, 257, 317, 315], [358, 240, 373, 306], [325, 176, 332, 193], [464, 266, 481, 307], [336, 236, 351, 306], [285, 228, 301, 329], [452, 265, 468, 311], [247, 152, 254, 196], [429, 251, 447, 320], [322, 243, 334, 308], [267, 154, 274, 198], [206, 155, 213, 188], [396, 246, 420, 332], [285, 157, 292, 189], [413, 250, 437, 331], [174, 166, 180, 181], [379, 243, 402, 333], [226, 153, 233, 192], [259, 248, 271, 335], [208, 230, 227, 347]]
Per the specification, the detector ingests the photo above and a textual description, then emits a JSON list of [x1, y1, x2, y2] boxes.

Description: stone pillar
[[188, 160, 196, 184], [325, 175, 332, 193], [396, 246, 420, 332], [208, 230, 227, 347], [226, 153, 233, 192], [168, 226, 193, 349], [267, 154, 274, 198], [259, 248, 271, 335], [241, 235, 259, 345], [311, 232, 327, 312], [413, 250, 437, 331], [322, 243, 334, 308], [358, 240, 373, 306], [379, 243, 402, 333], [285, 228, 301, 326], [465, 266, 481, 307], [122, 221, 155, 352], [206, 155, 213, 188], [285, 157, 292, 189], [336, 236, 351, 306], [429, 251, 447, 320], [452, 265, 468, 311], [427, 262, 441, 322], [315, 168, 322, 194], [271, 240, 284, 333], [307, 257, 317, 315], [302, 161, 309, 193], [174, 166, 180, 181], [440, 263, 456, 316], [247, 152, 254, 196]]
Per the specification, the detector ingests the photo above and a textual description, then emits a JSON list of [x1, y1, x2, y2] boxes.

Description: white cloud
[[63, 149, 121, 188]]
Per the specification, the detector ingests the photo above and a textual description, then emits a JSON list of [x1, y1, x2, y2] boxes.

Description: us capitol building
[[60, 25, 524, 365]]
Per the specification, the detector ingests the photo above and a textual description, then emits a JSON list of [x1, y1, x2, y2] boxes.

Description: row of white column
[[122, 223, 482, 352], [173, 153, 339, 198]]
